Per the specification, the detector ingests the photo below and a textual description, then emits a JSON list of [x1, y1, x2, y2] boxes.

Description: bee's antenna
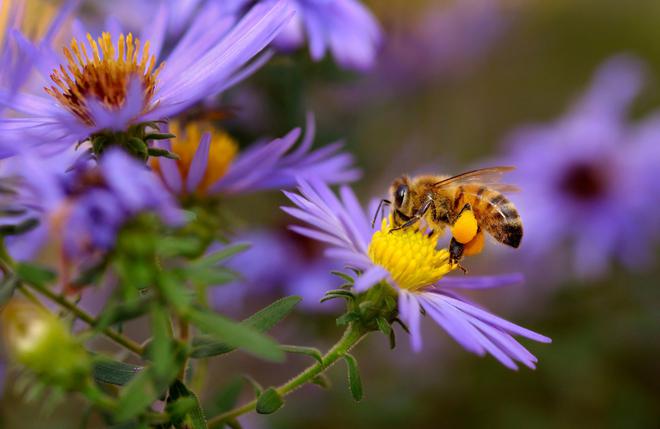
[[372, 199, 391, 228]]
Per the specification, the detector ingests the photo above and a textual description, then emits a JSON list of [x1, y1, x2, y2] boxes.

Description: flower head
[[283, 180, 550, 369], [154, 113, 359, 197], [4, 148, 183, 262], [1, 300, 90, 388], [0, 0, 293, 156], [45, 32, 163, 126], [501, 55, 660, 278], [229, 0, 382, 71], [368, 218, 454, 292]]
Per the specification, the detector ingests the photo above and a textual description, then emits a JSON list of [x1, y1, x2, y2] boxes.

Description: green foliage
[[0, 274, 17, 305], [92, 358, 143, 386], [15, 262, 56, 287], [188, 307, 284, 362], [255, 388, 284, 415], [280, 345, 323, 364], [167, 380, 207, 429], [191, 296, 301, 358], [343, 354, 363, 402]]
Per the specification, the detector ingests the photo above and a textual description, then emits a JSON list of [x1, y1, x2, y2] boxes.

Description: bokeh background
[[2, 0, 659, 427]]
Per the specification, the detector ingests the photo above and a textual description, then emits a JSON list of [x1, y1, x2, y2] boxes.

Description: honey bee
[[375, 167, 522, 266]]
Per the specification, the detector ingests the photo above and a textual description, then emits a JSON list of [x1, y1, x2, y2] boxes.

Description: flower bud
[[1, 300, 90, 388]]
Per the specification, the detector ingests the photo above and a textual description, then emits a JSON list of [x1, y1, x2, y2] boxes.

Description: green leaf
[[115, 370, 160, 422], [92, 358, 143, 386], [149, 306, 177, 381], [0, 275, 17, 306], [157, 274, 193, 315], [96, 296, 151, 331], [344, 354, 363, 401], [15, 262, 56, 287], [187, 308, 284, 362], [190, 296, 301, 359], [167, 380, 207, 429], [197, 243, 251, 266], [255, 388, 284, 415], [280, 345, 323, 364], [209, 377, 243, 415]]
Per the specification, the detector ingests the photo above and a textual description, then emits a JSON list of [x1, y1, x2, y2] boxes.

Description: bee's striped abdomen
[[454, 184, 523, 248]]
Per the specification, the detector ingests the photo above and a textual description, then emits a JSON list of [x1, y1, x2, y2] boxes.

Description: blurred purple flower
[[154, 113, 359, 197], [5, 148, 183, 261], [502, 55, 660, 278], [282, 179, 550, 370], [229, 0, 381, 71], [212, 228, 342, 313], [0, 0, 293, 155]]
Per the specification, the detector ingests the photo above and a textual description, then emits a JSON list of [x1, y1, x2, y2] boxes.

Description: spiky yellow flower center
[[155, 121, 239, 194], [368, 218, 457, 291], [45, 32, 163, 126]]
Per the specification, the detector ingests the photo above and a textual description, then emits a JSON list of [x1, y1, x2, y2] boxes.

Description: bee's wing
[[432, 166, 519, 192]]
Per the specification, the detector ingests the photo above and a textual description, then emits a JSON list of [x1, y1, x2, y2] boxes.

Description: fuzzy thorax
[[368, 218, 456, 291], [45, 32, 163, 126]]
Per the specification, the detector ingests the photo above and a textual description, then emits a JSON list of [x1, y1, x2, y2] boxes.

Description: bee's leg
[[449, 237, 467, 270], [389, 198, 432, 232], [371, 199, 391, 228]]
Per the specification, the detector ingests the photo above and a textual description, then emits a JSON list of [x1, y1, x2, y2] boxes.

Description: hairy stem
[[207, 323, 367, 428], [25, 280, 144, 356]]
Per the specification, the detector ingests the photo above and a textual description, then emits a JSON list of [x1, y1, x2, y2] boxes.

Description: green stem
[[207, 323, 367, 428], [0, 238, 144, 356], [25, 280, 144, 356]]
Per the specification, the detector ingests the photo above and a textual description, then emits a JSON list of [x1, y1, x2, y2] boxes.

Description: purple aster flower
[[212, 228, 343, 314], [228, 0, 381, 71], [0, 0, 293, 156], [4, 148, 183, 263], [501, 55, 660, 278], [153, 113, 359, 197], [282, 179, 550, 370]]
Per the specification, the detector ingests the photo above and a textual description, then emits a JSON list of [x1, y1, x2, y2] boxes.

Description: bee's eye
[[394, 184, 408, 207]]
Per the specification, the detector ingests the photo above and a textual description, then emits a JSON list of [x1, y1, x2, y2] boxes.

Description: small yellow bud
[[1, 300, 90, 388], [451, 209, 478, 244]]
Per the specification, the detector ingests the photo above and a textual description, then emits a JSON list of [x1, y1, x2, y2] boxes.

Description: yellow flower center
[[156, 121, 239, 194], [45, 32, 163, 126], [367, 217, 457, 291]]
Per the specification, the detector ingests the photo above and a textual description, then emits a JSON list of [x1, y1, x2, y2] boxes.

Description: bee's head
[[390, 176, 412, 225]]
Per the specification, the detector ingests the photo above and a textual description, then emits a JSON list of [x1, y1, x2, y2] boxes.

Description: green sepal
[[147, 147, 180, 160], [376, 317, 392, 336], [343, 353, 363, 401], [255, 388, 284, 415], [144, 133, 176, 140], [0, 218, 39, 236], [243, 374, 263, 397], [330, 271, 355, 284]]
